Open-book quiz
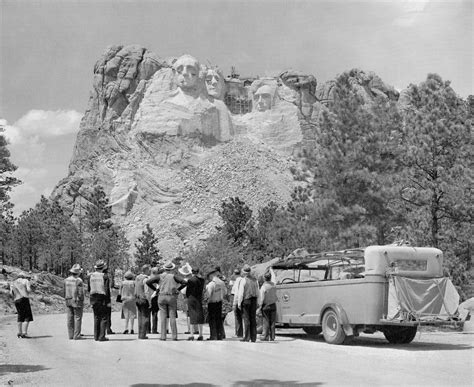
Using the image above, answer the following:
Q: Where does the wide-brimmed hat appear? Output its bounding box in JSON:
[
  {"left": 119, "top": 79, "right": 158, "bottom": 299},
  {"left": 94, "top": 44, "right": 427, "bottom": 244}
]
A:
[
  {"left": 124, "top": 271, "right": 134, "bottom": 280},
  {"left": 178, "top": 262, "right": 192, "bottom": 276},
  {"left": 94, "top": 260, "right": 107, "bottom": 270},
  {"left": 70, "top": 264, "right": 82, "bottom": 274},
  {"left": 163, "top": 261, "right": 176, "bottom": 271},
  {"left": 242, "top": 264, "right": 251, "bottom": 273}
]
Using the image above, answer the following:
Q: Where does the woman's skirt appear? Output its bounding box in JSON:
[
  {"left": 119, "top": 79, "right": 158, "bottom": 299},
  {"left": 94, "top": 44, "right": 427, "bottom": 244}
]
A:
[
  {"left": 121, "top": 298, "right": 137, "bottom": 319},
  {"left": 187, "top": 295, "right": 204, "bottom": 325},
  {"left": 15, "top": 297, "right": 33, "bottom": 322}
]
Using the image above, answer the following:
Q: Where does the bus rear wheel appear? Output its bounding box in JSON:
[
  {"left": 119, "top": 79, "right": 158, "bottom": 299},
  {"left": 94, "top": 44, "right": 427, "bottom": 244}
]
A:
[
  {"left": 322, "top": 309, "right": 347, "bottom": 345},
  {"left": 383, "top": 326, "right": 418, "bottom": 344}
]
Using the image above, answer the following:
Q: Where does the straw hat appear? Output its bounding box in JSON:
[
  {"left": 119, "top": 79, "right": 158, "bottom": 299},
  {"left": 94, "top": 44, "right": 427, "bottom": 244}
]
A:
[
  {"left": 178, "top": 262, "right": 192, "bottom": 276},
  {"left": 163, "top": 261, "right": 176, "bottom": 271},
  {"left": 69, "top": 264, "right": 82, "bottom": 274},
  {"left": 94, "top": 260, "right": 107, "bottom": 270}
]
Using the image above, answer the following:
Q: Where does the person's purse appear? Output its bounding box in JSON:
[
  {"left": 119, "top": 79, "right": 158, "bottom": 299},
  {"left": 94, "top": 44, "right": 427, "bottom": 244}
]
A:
[{"left": 116, "top": 294, "right": 122, "bottom": 303}]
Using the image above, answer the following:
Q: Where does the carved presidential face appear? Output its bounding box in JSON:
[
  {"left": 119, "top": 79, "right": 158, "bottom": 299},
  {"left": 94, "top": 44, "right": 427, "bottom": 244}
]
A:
[
  {"left": 254, "top": 85, "right": 273, "bottom": 112},
  {"left": 174, "top": 55, "right": 200, "bottom": 92},
  {"left": 205, "top": 69, "right": 225, "bottom": 99}
]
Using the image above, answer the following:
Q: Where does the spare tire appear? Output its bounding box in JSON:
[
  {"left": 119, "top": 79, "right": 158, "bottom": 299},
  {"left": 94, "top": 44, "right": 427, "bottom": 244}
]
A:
[{"left": 383, "top": 326, "right": 418, "bottom": 344}]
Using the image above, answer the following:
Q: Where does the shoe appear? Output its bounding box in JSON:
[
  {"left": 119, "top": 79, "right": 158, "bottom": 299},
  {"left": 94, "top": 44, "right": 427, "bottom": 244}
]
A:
[
  {"left": 107, "top": 331, "right": 115, "bottom": 335},
  {"left": 139, "top": 336, "right": 149, "bottom": 340},
  {"left": 123, "top": 330, "right": 129, "bottom": 334},
  {"left": 197, "top": 336, "right": 203, "bottom": 341},
  {"left": 172, "top": 338, "right": 178, "bottom": 341},
  {"left": 74, "top": 337, "right": 85, "bottom": 340},
  {"left": 207, "top": 338, "right": 215, "bottom": 341},
  {"left": 17, "top": 333, "right": 22, "bottom": 338},
  {"left": 151, "top": 331, "right": 158, "bottom": 334},
  {"left": 184, "top": 331, "right": 191, "bottom": 334},
  {"left": 21, "top": 334, "right": 30, "bottom": 339},
  {"left": 159, "top": 338, "right": 166, "bottom": 341},
  {"left": 98, "top": 338, "right": 109, "bottom": 342},
  {"left": 130, "top": 330, "right": 135, "bottom": 334},
  {"left": 193, "top": 331, "right": 199, "bottom": 335},
  {"left": 240, "top": 339, "right": 249, "bottom": 342},
  {"left": 187, "top": 336, "right": 194, "bottom": 341}
]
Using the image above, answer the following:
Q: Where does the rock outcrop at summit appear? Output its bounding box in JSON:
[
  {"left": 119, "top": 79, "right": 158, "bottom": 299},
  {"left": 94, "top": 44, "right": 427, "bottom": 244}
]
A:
[{"left": 52, "top": 45, "right": 400, "bottom": 259}]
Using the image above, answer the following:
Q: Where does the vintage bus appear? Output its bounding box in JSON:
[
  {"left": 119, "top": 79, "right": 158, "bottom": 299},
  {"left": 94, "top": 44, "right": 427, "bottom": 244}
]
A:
[{"left": 270, "top": 244, "right": 463, "bottom": 345}]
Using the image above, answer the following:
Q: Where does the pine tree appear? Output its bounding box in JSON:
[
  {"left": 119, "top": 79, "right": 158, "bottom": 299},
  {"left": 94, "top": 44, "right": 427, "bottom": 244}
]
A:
[
  {"left": 134, "top": 223, "right": 161, "bottom": 268},
  {"left": 219, "top": 197, "right": 254, "bottom": 244},
  {"left": 0, "top": 127, "right": 21, "bottom": 210},
  {"left": 397, "top": 74, "right": 472, "bottom": 297},
  {"left": 307, "top": 72, "right": 403, "bottom": 247}
]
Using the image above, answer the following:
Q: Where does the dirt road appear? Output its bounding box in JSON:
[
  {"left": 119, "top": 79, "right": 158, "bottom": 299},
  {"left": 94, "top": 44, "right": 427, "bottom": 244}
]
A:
[{"left": 1, "top": 312, "right": 472, "bottom": 386}]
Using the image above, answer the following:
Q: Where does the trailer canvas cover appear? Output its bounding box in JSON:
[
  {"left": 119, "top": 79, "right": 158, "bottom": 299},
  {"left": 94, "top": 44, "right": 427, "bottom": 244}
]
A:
[{"left": 387, "top": 276, "right": 460, "bottom": 321}]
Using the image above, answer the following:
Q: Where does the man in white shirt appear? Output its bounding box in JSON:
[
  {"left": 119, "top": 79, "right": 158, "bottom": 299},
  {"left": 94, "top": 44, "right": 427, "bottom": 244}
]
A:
[
  {"left": 236, "top": 264, "right": 260, "bottom": 342},
  {"left": 231, "top": 268, "right": 243, "bottom": 337}
]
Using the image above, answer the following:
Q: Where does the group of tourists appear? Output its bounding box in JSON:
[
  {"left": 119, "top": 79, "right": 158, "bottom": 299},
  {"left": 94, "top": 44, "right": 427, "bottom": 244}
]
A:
[{"left": 9, "top": 258, "right": 278, "bottom": 343}]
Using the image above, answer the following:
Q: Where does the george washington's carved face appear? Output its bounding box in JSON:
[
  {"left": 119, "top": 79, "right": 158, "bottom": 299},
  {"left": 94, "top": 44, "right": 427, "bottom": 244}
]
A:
[
  {"left": 205, "top": 69, "right": 225, "bottom": 99},
  {"left": 254, "top": 85, "right": 273, "bottom": 112},
  {"left": 174, "top": 55, "right": 200, "bottom": 92}
]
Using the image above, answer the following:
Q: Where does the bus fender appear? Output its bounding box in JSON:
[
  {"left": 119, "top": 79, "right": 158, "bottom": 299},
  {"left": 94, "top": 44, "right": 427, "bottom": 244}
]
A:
[{"left": 320, "top": 303, "right": 354, "bottom": 337}]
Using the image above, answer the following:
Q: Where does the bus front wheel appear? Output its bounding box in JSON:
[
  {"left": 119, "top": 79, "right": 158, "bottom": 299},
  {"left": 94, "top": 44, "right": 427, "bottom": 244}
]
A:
[{"left": 322, "top": 309, "right": 347, "bottom": 345}]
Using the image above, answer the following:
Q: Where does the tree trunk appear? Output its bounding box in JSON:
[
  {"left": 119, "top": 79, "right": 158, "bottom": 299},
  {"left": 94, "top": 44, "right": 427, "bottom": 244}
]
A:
[{"left": 431, "top": 192, "right": 439, "bottom": 248}]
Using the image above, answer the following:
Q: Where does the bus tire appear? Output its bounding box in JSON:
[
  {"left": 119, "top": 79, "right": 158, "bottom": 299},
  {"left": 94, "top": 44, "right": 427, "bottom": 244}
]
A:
[
  {"left": 383, "top": 326, "right": 418, "bottom": 344},
  {"left": 322, "top": 309, "right": 347, "bottom": 345},
  {"left": 303, "top": 327, "right": 322, "bottom": 336}
]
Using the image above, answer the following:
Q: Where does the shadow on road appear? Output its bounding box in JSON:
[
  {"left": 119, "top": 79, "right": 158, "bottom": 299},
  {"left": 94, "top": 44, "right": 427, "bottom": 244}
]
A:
[
  {"left": 276, "top": 333, "right": 473, "bottom": 351},
  {"left": 0, "top": 364, "right": 50, "bottom": 376},
  {"left": 232, "top": 380, "right": 323, "bottom": 386},
  {"left": 131, "top": 384, "right": 217, "bottom": 387},
  {"left": 25, "top": 335, "right": 53, "bottom": 339}
]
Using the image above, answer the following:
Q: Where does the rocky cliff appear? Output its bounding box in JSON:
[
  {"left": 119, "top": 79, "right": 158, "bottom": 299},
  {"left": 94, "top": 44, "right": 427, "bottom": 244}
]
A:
[{"left": 52, "top": 45, "right": 398, "bottom": 259}]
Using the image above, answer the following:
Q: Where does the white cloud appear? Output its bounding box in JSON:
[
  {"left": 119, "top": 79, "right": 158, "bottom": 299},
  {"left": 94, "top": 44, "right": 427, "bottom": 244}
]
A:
[
  {"left": 3, "top": 109, "right": 82, "bottom": 144},
  {"left": 1, "top": 110, "right": 82, "bottom": 216},
  {"left": 392, "top": 0, "right": 430, "bottom": 27}
]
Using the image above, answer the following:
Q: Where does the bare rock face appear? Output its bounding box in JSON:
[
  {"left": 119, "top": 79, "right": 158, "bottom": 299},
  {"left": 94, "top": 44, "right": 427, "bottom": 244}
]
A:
[
  {"left": 53, "top": 47, "right": 400, "bottom": 259},
  {"left": 52, "top": 48, "right": 298, "bottom": 258}
]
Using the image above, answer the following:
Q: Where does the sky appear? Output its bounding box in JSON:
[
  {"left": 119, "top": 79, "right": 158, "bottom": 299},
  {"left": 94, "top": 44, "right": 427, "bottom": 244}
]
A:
[{"left": 0, "top": 0, "right": 472, "bottom": 216}]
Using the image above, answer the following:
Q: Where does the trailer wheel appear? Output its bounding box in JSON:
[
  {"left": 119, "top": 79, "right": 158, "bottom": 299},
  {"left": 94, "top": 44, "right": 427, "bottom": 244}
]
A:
[
  {"left": 383, "top": 326, "right": 418, "bottom": 344},
  {"left": 322, "top": 309, "right": 347, "bottom": 344},
  {"left": 303, "top": 327, "right": 322, "bottom": 336}
]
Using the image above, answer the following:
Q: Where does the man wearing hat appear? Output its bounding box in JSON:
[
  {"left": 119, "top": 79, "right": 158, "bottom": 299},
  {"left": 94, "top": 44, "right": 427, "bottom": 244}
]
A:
[
  {"left": 64, "top": 264, "right": 85, "bottom": 340},
  {"left": 231, "top": 268, "right": 243, "bottom": 338},
  {"left": 258, "top": 271, "right": 277, "bottom": 341},
  {"left": 135, "top": 264, "right": 151, "bottom": 339},
  {"left": 206, "top": 267, "right": 227, "bottom": 340},
  {"left": 236, "top": 264, "right": 260, "bottom": 342},
  {"left": 88, "top": 259, "right": 111, "bottom": 342},
  {"left": 146, "top": 261, "right": 187, "bottom": 341}
]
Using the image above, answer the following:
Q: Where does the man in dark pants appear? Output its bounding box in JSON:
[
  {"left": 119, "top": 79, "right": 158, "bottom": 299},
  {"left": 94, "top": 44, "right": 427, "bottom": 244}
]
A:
[
  {"left": 103, "top": 268, "right": 115, "bottom": 334},
  {"left": 135, "top": 264, "right": 151, "bottom": 339},
  {"left": 149, "top": 267, "right": 161, "bottom": 334},
  {"left": 206, "top": 268, "right": 227, "bottom": 340},
  {"left": 258, "top": 271, "right": 277, "bottom": 341},
  {"left": 88, "top": 260, "right": 111, "bottom": 342},
  {"left": 236, "top": 264, "right": 259, "bottom": 342},
  {"left": 231, "top": 268, "right": 243, "bottom": 337}
]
